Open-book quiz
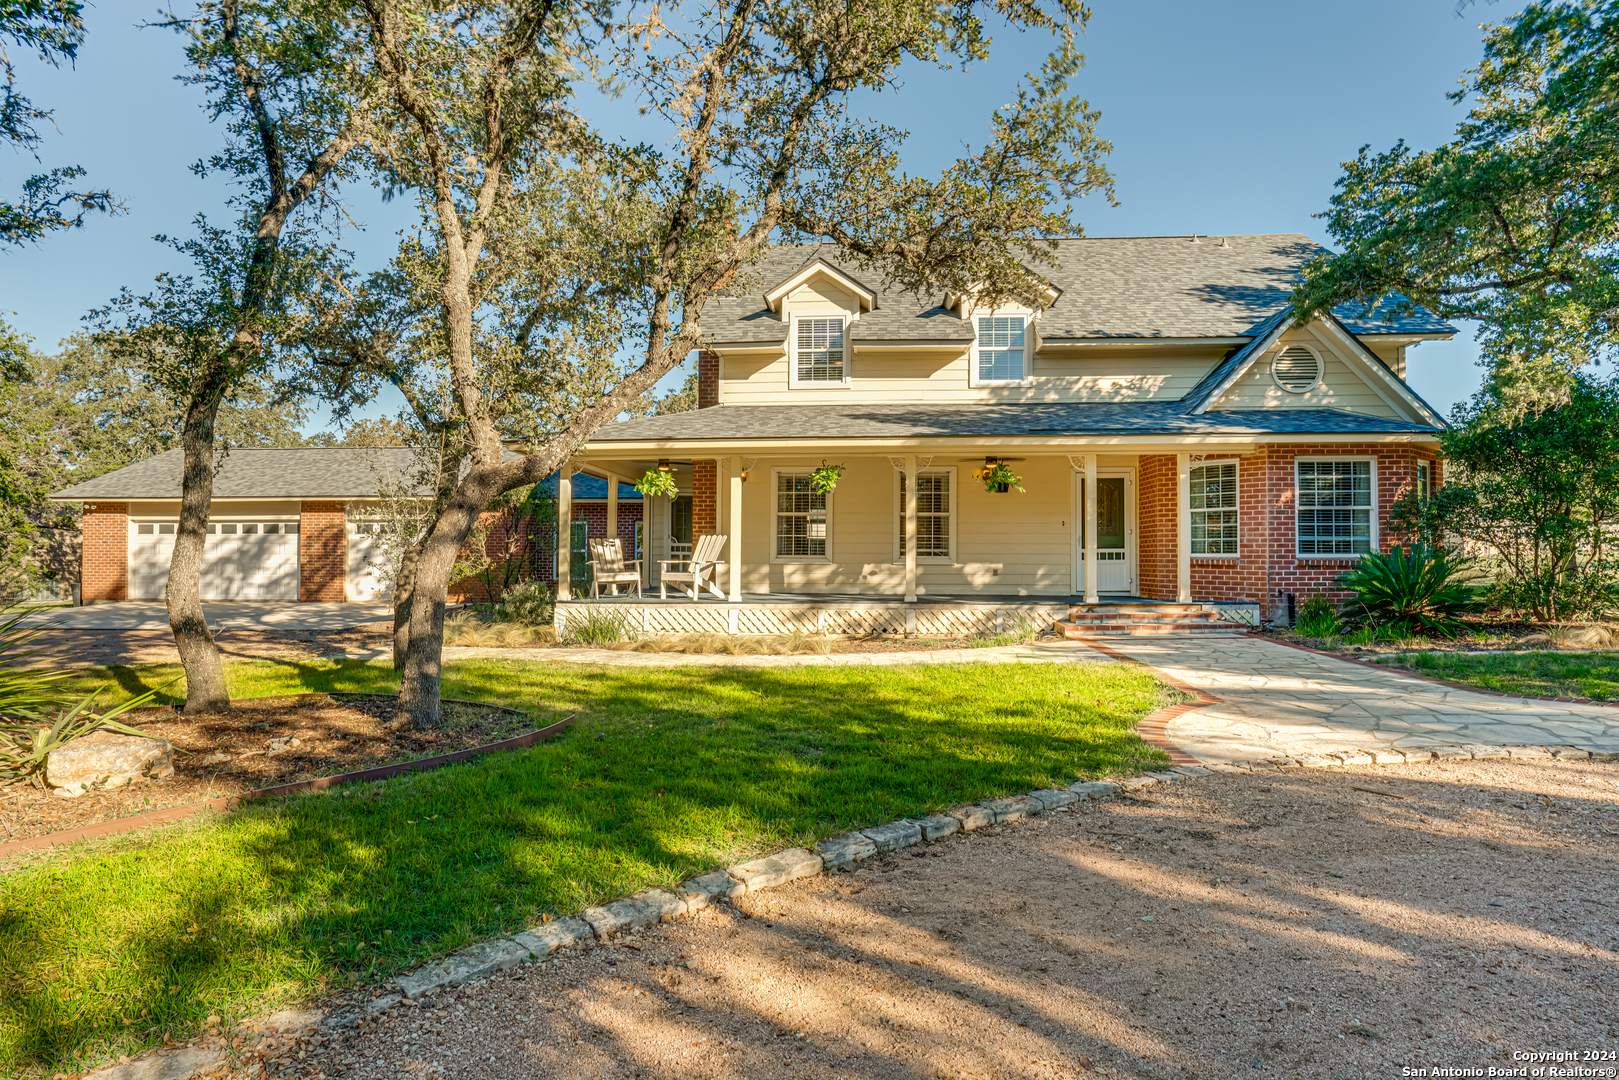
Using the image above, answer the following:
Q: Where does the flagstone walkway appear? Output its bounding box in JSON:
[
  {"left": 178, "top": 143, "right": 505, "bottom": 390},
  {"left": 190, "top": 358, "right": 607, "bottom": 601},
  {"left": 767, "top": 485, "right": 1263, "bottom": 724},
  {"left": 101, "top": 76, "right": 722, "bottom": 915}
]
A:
[{"left": 1103, "top": 636, "right": 1619, "bottom": 762}]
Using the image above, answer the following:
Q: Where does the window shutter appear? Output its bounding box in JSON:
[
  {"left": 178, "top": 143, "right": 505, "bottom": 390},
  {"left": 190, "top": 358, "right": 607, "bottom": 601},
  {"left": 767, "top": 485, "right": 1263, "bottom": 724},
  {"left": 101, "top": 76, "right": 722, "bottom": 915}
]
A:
[{"left": 1271, "top": 345, "right": 1322, "bottom": 392}]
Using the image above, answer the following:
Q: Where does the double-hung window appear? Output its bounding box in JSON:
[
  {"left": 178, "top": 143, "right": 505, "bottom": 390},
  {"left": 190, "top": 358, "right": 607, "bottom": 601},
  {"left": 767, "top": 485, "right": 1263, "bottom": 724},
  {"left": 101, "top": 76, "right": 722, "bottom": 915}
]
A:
[
  {"left": 774, "top": 471, "right": 829, "bottom": 559},
  {"left": 1416, "top": 462, "right": 1431, "bottom": 501},
  {"left": 792, "top": 317, "right": 846, "bottom": 386},
  {"left": 896, "top": 470, "right": 954, "bottom": 561},
  {"left": 974, "top": 315, "right": 1028, "bottom": 384},
  {"left": 1296, "top": 459, "right": 1374, "bottom": 555},
  {"left": 1190, "top": 462, "right": 1238, "bottom": 555}
]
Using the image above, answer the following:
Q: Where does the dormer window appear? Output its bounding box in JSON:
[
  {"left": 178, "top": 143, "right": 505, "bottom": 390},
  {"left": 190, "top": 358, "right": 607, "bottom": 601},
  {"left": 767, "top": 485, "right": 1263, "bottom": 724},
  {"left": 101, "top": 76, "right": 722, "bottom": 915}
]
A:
[
  {"left": 791, "top": 316, "right": 848, "bottom": 387},
  {"left": 972, "top": 314, "right": 1031, "bottom": 386}
]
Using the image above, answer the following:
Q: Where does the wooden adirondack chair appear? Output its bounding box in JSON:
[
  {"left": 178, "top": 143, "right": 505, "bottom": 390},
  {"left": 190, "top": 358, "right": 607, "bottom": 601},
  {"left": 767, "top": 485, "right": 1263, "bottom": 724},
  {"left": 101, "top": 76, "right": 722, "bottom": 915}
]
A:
[
  {"left": 659, "top": 533, "right": 727, "bottom": 600},
  {"left": 587, "top": 537, "right": 643, "bottom": 599}
]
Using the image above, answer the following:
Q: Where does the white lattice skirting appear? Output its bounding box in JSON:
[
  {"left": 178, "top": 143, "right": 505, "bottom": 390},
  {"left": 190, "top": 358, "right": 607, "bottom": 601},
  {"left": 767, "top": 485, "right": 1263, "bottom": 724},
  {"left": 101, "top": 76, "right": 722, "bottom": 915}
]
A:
[{"left": 554, "top": 601, "right": 1074, "bottom": 638}]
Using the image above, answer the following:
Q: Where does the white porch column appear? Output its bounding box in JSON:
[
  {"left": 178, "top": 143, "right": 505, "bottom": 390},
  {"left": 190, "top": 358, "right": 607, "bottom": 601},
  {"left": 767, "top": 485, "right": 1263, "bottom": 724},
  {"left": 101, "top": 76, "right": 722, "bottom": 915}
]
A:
[
  {"left": 903, "top": 454, "right": 918, "bottom": 603},
  {"left": 606, "top": 474, "right": 618, "bottom": 546},
  {"left": 728, "top": 462, "right": 743, "bottom": 602},
  {"left": 1083, "top": 453, "right": 1099, "bottom": 604},
  {"left": 1176, "top": 452, "right": 1192, "bottom": 604},
  {"left": 557, "top": 469, "right": 573, "bottom": 601}
]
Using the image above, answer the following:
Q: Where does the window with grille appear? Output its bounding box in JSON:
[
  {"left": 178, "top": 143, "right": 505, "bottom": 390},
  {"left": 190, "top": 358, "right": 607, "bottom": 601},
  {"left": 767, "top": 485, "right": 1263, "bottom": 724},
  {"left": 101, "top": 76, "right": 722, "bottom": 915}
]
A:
[
  {"left": 1190, "top": 462, "right": 1238, "bottom": 555},
  {"left": 794, "top": 317, "right": 846, "bottom": 383},
  {"left": 1297, "top": 459, "right": 1374, "bottom": 555},
  {"left": 775, "top": 472, "right": 829, "bottom": 558},
  {"left": 1416, "top": 462, "right": 1431, "bottom": 501},
  {"left": 975, "top": 315, "right": 1026, "bottom": 382},
  {"left": 899, "top": 471, "right": 952, "bottom": 560}
]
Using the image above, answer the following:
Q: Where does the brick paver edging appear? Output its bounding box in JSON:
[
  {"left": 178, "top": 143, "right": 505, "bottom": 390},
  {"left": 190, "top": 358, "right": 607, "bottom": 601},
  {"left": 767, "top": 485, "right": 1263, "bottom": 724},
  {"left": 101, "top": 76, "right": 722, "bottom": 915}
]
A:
[
  {"left": 1077, "top": 639, "right": 1216, "bottom": 765},
  {"left": 1263, "top": 636, "right": 1619, "bottom": 709},
  {"left": 0, "top": 699, "right": 574, "bottom": 860}
]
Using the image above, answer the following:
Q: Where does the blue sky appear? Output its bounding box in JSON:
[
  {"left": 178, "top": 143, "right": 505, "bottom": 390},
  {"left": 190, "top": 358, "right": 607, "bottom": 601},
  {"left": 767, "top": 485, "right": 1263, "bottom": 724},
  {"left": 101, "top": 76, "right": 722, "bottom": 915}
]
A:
[{"left": 2, "top": 0, "right": 1524, "bottom": 428}]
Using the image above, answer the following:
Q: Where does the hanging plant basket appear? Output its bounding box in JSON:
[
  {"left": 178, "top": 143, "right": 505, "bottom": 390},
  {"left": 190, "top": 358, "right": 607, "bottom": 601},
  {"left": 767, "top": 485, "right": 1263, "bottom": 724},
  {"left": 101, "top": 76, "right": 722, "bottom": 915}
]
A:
[
  {"left": 974, "top": 460, "right": 1024, "bottom": 494},
  {"left": 634, "top": 468, "right": 680, "bottom": 498},
  {"left": 809, "top": 462, "right": 845, "bottom": 494}
]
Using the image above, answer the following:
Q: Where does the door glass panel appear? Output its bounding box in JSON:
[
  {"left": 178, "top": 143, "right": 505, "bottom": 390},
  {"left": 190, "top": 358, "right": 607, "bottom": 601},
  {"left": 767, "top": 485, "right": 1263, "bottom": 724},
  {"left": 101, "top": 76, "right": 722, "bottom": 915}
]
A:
[
  {"left": 1078, "top": 478, "right": 1127, "bottom": 548},
  {"left": 571, "top": 521, "right": 592, "bottom": 588}
]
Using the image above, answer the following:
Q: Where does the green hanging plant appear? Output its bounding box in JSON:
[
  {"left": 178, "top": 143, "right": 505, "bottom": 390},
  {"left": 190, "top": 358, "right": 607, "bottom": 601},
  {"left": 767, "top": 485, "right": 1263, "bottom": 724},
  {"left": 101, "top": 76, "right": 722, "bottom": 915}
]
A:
[
  {"left": 974, "top": 459, "right": 1024, "bottom": 494},
  {"left": 809, "top": 461, "right": 845, "bottom": 494},
  {"left": 634, "top": 468, "right": 680, "bottom": 498}
]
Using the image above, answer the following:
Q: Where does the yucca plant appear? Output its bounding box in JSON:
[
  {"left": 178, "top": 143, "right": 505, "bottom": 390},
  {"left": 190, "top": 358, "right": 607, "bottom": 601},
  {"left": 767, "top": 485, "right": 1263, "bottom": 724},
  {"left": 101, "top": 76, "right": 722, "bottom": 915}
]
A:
[
  {"left": 1337, "top": 544, "right": 1480, "bottom": 638},
  {"left": 0, "top": 608, "right": 168, "bottom": 785}
]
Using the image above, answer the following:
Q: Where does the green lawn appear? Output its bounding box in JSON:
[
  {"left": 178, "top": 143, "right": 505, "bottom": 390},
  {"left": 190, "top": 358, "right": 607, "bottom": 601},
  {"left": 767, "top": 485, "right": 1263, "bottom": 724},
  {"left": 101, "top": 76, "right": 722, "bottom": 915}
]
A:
[
  {"left": 1, "top": 656, "right": 1172, "bottom": 1075},
  {"left": 1376, "top": 649, "right": 1619, "bottom": 701}
]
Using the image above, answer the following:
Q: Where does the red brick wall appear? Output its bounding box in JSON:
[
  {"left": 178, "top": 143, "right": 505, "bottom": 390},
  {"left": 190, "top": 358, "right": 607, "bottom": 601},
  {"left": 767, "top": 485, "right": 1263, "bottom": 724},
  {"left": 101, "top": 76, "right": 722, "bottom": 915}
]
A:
[
  {"left": 299, "top": 501, "right": 346, "bottom": 602},
  {"left": 1136, "top": 456, "right": 1176, "bottom": 601},
  {"left": 80, "top": 502, "right": 128, "bottom": 603},
  {"left": 698, "top": 350, "right": 720, "bottom": 409},
  {"left": 1132, "top": 445, "right": 1440, "bottom": 619},
  {"left": 692, "top": 460, "right": 718, "bottom": 537}
]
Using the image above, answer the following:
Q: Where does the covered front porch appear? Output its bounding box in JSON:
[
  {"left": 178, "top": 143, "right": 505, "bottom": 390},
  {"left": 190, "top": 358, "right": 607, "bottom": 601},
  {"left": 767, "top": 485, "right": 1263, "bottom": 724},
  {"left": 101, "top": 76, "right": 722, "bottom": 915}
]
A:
[{"left": 551, "top": 447, "right": 1235, "bottom": 613}]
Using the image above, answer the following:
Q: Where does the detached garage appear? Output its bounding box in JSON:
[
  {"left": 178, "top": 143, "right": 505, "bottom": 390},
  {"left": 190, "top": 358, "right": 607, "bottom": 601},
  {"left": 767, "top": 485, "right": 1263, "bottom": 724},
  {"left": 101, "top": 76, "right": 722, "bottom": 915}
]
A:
[{"left": 51, "top": 447, "right": 420, "bottom": 604}]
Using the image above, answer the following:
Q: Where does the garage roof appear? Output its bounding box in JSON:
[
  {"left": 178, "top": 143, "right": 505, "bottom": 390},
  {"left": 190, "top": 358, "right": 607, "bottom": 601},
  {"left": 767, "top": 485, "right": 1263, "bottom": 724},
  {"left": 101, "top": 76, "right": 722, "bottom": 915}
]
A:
[{"left": 50, "top": 447, "right": 428, "bottom": 501}]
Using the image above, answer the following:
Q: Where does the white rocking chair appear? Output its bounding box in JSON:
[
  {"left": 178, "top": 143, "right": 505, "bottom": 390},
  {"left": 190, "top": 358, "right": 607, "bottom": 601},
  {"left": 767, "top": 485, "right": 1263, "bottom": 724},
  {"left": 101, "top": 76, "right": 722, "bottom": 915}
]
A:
[
  {"left": 587, "top": 537, "right": 643, "bottom": 599},
  {"left": 659, "top": 533, "right": 727, "bottom": 600}
]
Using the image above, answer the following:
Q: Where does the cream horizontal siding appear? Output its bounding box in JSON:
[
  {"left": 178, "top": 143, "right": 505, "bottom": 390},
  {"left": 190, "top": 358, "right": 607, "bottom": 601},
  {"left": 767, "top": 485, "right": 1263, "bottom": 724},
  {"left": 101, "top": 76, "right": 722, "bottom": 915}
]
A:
[
  {"left": 720, "top": 347, "right": 1223, "bottom": 405},
  {"left": 735, "top": 454, "right": 1076, "bottom": 596},
  {"left": 1211, "top": 328, "right": 1404, "bottom": 418}
]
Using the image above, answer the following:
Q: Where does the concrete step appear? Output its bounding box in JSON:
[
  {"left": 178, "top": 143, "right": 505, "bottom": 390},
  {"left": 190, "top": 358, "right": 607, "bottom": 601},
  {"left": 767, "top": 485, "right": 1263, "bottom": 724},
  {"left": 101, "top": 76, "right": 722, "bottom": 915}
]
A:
[
  {"left": 1065, "top": 608, "right": 1218, "bottom": 622},
  {"left": 1054, "top": 619, "right": 1247, "bottom": 638},
  {"left": 1067, "top": 604, "right": 1212, "bottom": 618}
]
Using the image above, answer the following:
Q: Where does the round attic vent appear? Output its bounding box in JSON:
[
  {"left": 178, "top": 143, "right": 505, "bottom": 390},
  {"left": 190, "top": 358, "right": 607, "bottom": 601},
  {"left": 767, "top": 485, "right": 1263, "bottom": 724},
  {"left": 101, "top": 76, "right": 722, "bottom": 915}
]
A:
[{"left": 1271, "top": 345, "right": 1323, "bottom": 393}]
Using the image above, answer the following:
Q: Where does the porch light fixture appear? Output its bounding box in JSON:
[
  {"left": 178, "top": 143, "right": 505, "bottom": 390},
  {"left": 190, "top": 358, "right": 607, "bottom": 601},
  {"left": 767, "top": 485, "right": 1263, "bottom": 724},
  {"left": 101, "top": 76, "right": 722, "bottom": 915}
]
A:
[{"left": 657, "top": 459, "right": 672, "bottom": 472}]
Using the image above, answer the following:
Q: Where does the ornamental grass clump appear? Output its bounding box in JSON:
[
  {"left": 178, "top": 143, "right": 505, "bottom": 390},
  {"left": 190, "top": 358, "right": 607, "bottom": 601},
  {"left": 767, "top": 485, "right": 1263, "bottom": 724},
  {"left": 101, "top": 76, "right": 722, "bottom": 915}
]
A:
[{"left": 1337, "top": 544, "right": 1480, "bottom": 638}]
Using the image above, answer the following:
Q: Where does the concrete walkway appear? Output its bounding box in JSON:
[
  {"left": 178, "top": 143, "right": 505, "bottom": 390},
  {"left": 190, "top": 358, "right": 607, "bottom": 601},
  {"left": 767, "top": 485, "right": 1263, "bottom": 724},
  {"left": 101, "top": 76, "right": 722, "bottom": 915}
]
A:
[
  {"left": 21, "top": 601, "right": 394, "bottom": 631},
  {"left": 1104, "top": 636, "right": 1619, "bottom": 760}
]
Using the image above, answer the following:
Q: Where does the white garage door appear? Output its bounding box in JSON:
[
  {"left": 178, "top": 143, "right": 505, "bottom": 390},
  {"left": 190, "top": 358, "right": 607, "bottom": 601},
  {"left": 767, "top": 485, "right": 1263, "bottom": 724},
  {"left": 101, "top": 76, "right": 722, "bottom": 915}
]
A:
[
  {"left": 346, "top": 520, "right": 393, "bottom": 601},
  {"left": 129, "top": 520, "right": 301, "bottom": 600}
]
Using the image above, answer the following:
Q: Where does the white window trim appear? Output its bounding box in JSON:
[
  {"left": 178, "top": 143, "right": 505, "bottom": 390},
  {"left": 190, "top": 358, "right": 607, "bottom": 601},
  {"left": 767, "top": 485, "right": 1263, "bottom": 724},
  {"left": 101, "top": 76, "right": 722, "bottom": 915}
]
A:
[
  {"left": 890, "top": 466, "right": 959, "bottom": 565},
  {"left": 1270, "top": 343, "right": 1325, "bottom": 394},
  {"left": 1294, "top": 455, "right": 1378, "bottom": 559},
  {"left": 1189, "top": 457, "right": 1240, "bottom": 559},
  {"left": 968, "top": 309, "right": 1035, "bottom": 388},
  {"left": 788, "top": 314, "right": 852, "bottom": 389},
  {"left": 770, "top": 467, "right": 834, "bottom": 564}
]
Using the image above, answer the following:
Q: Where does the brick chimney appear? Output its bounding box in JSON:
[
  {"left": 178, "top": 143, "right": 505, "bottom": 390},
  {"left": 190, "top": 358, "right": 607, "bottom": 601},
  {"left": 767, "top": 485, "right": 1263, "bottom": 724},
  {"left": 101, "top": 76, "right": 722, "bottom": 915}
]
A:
[{"left": 697, "top": 350, "right": 720, "bottom": 409}]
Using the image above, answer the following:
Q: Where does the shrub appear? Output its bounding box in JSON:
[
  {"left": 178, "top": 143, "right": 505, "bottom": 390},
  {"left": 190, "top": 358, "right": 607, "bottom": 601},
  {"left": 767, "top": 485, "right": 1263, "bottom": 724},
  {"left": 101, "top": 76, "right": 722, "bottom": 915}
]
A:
[
  {"left": 567, "top": 607, "right": 632, "bottom": 645},
  {"left": 1338, "top": 544, "right": 1480, "bottom": 637},
  {"left": 497, "top": 579, "right": 554, "bottom": 626},
  {"left": 1293, "top": 593, "right": 1340, "bottom": 637}
]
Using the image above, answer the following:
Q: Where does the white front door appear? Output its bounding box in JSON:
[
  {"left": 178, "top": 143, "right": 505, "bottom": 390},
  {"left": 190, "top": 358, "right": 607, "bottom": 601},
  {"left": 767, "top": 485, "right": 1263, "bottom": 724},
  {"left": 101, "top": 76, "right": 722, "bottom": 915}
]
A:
[{"left": 1072, "top": 470, "right": 1136, "bottom": 594}]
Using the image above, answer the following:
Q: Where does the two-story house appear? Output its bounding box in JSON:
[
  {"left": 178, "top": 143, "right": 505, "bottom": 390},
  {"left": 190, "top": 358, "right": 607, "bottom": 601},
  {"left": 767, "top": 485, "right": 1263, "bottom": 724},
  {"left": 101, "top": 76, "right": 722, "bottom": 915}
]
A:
[{"left": 560, "top": 233, "right": 1453, "bottom": 636}]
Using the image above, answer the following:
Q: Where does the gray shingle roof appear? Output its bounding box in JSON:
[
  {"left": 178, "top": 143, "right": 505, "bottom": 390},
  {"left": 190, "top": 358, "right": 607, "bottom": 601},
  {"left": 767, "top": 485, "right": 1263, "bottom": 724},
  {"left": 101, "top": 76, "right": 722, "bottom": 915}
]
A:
[
  {"left": 586, "top": 402, "right": 1440, "bottom": 443},
  {"left": 50, "top": 447, "right": 430, "bottom": 500},
  {"left": 703, "top": 235, "right": 1454, "bottom": 346}
]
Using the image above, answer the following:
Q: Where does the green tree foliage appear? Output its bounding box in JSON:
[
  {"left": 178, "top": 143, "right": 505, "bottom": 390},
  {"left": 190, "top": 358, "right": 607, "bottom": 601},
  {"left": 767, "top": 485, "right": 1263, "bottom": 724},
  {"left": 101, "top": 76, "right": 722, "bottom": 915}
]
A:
[
  {"left": 1391, "top": 374, "right": 1619, "bottom": 621},
  {"left": 0, "top": 0, "right": 119, "bottom": 243},
  {"left": 1294, "top": 0, "right": 1619, "bottom": 387},
  {"left": 347, "top": 0, "right": 1117, "bottom": 726}
]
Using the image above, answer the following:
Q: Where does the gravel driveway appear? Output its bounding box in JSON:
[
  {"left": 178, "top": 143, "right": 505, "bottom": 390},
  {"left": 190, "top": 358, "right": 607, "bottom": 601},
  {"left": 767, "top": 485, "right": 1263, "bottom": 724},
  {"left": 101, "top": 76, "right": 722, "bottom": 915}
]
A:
[{"left": 251, "top": 756, "right": 1618, "bottom": 1080}]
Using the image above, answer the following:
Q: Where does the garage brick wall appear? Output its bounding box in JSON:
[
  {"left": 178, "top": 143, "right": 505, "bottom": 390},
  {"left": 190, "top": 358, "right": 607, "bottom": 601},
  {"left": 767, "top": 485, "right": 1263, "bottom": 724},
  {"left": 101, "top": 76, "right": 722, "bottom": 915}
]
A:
[
  {"left": 81, "top": 502, "right": 128, "bottom": 602},
  {"left": 299, "top": 502, "right": 346, "bottom": 602}
]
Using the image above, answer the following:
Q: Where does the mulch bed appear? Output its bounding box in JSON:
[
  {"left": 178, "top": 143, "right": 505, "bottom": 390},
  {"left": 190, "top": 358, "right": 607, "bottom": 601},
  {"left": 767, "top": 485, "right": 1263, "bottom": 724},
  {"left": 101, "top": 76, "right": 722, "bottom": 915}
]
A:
[{"left": 0, "top": 696, "right": 535, "bottom": 846}]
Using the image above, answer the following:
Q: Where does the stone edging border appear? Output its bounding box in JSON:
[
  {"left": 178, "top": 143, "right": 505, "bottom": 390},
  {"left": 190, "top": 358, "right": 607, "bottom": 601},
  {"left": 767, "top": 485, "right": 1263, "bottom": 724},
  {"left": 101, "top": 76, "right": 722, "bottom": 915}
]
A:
[
  {"left": 0, "top": 699, "right": 574, "bottom": 860},
  {"left": 277, "top": 738, "right": 1616, "bottom": 1037},
  {"left": 1264, "top": 636, "right": 1619, "bottom": 709},
  {"left": 1076, "top": 639, "right": 1216, "bottom": 765}
]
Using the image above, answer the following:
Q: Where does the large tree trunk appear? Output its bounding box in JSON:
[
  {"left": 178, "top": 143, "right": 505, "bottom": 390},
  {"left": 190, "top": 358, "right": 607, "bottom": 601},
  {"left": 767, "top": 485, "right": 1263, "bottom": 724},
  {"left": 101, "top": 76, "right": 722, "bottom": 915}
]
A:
[
  {"left": 168, "top": 395, "right": 231, "bottom": 714},
  {"left": 392, "top": 543, "right": 419, "bottom": 671},
  {"left": 398, "top": 479, "right": 496, "bottom": 727}
]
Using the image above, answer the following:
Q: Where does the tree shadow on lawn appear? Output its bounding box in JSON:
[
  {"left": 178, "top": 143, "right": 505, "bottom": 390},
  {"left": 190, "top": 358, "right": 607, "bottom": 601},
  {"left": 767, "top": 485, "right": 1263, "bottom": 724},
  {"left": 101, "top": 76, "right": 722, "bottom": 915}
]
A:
[
  {"left": 0, "top": 659, "right": 1169, "bottom": 1074},
  {"left": 310, "top": 760, "right": 1619, "bottom": 1080}
]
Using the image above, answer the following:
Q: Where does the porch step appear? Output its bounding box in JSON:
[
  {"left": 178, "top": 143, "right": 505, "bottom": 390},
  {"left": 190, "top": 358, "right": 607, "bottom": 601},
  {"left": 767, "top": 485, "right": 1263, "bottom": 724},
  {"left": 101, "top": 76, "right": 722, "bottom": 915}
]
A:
[
  {"left": 1065, "top": 607, "right": 1218, "bottom": 622},
  {"left": 1053, "top": 619, "right": 1249, "bottom": 638},
  {"left": 1066, "top": 603, "right": 1211, "bottom": 619}
]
